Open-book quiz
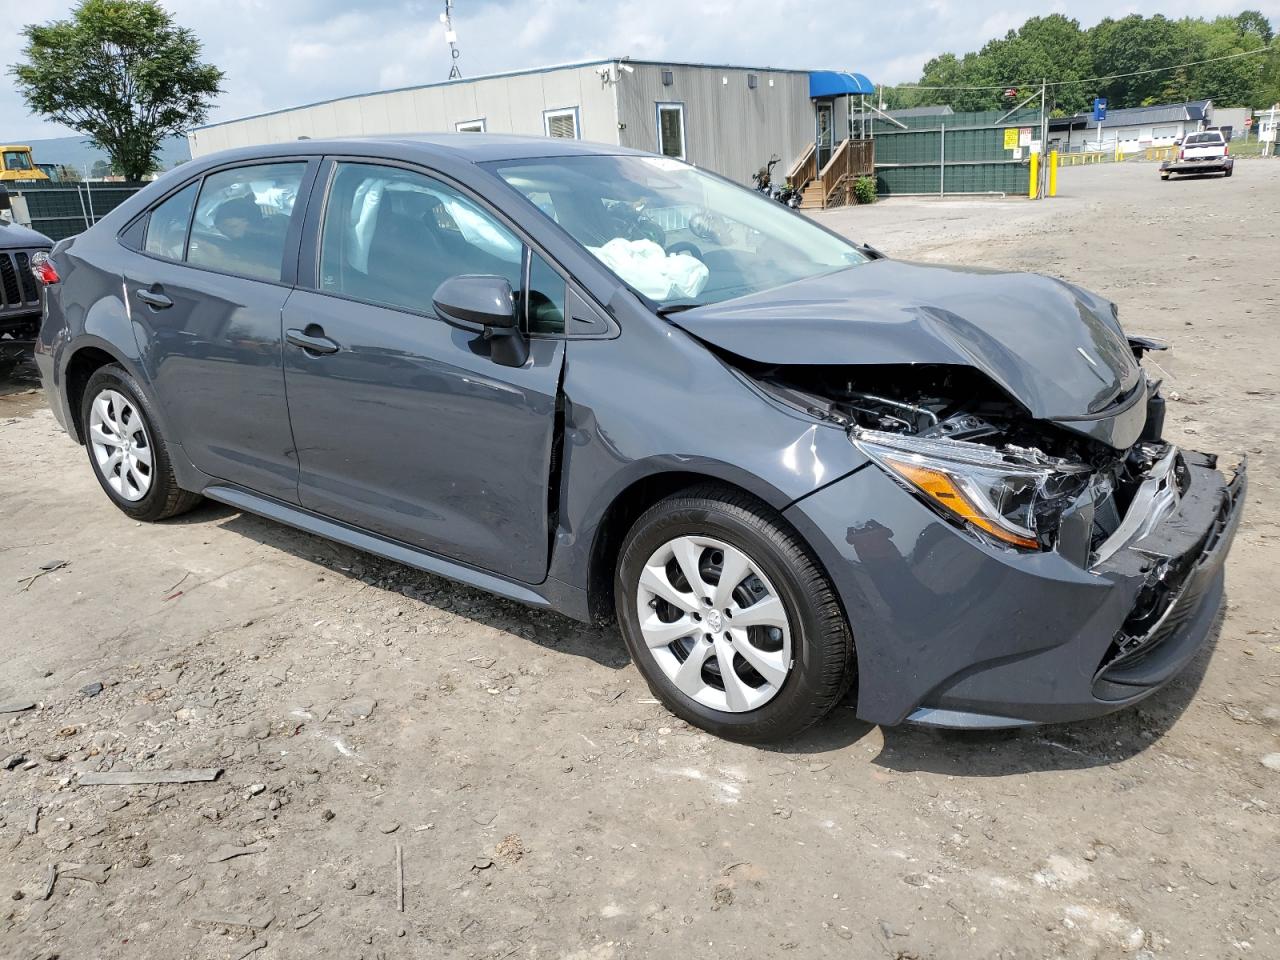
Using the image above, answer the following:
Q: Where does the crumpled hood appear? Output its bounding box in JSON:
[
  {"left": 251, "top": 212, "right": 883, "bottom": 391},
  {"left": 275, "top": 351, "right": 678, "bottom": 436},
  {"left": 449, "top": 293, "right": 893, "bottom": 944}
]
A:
[{"left": 669, "top": 259, "right": 1141, "bottom": 421}]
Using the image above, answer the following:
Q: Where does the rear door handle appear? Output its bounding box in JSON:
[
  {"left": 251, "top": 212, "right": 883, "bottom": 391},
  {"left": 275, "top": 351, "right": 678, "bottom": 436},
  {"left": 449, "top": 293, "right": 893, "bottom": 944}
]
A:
[
  {"left": 136, "top": 289, "right": 173, "bottom": 309},
  {"left": 286, "top": 327, "right": 341, "bottom": 355}
]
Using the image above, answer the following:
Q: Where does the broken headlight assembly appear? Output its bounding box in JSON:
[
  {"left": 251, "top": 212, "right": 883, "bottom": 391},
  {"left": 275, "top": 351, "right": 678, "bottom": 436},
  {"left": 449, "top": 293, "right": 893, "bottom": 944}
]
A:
[{"left": 853, "top": 429, "right": 1093, "bottom": 550}]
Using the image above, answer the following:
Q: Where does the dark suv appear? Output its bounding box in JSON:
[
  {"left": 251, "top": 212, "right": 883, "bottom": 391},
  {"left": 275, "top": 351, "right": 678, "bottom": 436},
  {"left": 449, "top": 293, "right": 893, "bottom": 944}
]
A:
[
  {"left": 0, "top": 186, "right": 53, "bottom": 378},
  {"left": 34, "top": 136, "right": 1244, "bottom": 741}
]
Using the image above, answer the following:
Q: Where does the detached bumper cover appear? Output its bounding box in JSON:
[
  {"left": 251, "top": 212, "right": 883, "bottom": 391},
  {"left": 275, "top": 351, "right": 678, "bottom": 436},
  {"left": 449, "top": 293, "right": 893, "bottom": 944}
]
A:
[{"left": 785, "top": 452, "right": 1245, "bottom": 727}]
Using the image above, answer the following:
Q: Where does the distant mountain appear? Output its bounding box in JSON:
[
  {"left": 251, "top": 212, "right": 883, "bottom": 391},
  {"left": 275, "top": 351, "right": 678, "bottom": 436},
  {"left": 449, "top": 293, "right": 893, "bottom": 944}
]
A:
[{"left": 16, "top": 134, "right": 191, "bottom": 174}]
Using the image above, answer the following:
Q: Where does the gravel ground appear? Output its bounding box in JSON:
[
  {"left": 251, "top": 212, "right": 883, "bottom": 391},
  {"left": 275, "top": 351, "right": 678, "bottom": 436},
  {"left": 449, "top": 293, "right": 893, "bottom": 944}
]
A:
[{"left": 2, "top": 160, "right": 1278, "bottom": 960}]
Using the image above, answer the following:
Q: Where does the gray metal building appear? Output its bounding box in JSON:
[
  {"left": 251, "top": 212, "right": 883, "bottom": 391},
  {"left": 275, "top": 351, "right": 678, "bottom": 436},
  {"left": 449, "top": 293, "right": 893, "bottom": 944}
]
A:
[{"left": 187, "top": 58, "right": 874, "bottom": 185}]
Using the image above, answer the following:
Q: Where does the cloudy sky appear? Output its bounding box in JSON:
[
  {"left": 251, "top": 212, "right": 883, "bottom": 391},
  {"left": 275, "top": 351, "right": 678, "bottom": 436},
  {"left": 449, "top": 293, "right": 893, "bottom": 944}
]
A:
[{"left": 3, "top": 0, "right": 1277, "bottom": 139}]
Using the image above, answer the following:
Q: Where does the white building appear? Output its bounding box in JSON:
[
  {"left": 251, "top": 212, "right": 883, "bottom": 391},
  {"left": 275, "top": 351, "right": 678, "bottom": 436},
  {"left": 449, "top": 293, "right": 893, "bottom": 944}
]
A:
[
  {"left": 1048, "top": 100, "right": 1213, "bottom": 155},
  {"left": 187, "top": 58, "right": 876, "bottom": 186}
]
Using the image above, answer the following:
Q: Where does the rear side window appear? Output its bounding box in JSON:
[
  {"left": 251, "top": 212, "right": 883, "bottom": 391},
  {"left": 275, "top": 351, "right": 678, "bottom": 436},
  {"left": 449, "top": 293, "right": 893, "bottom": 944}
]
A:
[
  {"left": 1184, "top": 133, "right": 1223, "bottom": 146},
  {"left": 186, "top": 162, "right": 306, "bottom": 282},
  {"left": 143, "top": 182, "right": 198, "bottom": 260}
]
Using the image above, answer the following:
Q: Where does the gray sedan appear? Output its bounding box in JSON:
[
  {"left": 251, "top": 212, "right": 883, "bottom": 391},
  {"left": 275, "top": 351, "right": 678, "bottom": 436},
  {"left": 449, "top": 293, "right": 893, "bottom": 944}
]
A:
[{"left": 33, "top": 135, "right": 1243, "bottom": 741}]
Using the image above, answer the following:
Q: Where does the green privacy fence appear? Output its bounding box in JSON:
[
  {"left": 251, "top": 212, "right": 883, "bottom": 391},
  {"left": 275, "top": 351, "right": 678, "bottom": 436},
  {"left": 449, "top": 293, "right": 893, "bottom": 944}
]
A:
[
  {"left": 5, "top": 180, "right": 146, "bottom": 241},
  {"left": 872, "top": 108, "right": 1042, "bottom": 197}
]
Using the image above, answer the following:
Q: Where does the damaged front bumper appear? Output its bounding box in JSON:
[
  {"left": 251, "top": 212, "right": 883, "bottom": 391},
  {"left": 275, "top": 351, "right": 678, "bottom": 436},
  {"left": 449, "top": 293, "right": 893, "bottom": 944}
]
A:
[{"left": 783, "top": 447, "right": 1246, "bottom": 728}]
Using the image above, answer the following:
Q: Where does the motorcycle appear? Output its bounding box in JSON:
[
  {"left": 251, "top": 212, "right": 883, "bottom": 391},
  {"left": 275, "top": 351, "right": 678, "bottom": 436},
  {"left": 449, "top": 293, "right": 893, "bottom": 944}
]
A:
[
  {"left": 774, "top": 177, "right": 803, "bottom": 209},
  {"left": 752, "top": 155, "right": 781, "bottom": 195},
  {"left": 753, "top": 156, "right": 804, "bottom": 209}
]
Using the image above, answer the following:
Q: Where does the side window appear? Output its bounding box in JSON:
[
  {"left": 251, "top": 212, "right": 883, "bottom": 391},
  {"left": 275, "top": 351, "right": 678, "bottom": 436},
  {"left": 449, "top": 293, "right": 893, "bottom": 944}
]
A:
[
  {"left": 526, "top": 252, "right": 566, "bottom": 334},
  {"left": 319, "top": 162, "right": 523, "bottom": 315},
  {"left": 186, "top": 162, "right": 306, "bottom": 282},
  {"left": 143, "top": 181, "right": 198, "bottom": 260}
]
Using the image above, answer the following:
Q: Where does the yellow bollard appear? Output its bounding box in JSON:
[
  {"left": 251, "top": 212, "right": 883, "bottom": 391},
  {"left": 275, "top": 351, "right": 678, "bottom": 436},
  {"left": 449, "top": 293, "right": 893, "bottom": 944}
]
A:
[
  {"left": 1048, "top": 150, "right": 1058, "bottom": 197},
  {"left": 1029, "top": 151, "right": 1039, "bottom": 199}
]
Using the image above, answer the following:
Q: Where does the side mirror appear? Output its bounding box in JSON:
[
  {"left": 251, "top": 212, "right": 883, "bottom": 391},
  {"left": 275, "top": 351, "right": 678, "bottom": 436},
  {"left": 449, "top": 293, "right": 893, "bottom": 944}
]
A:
[
  {"left": 432, "top": 274, "right": 528, "bottom": 368},
  {"left": 0, "top": 185, "right": 11, "bottom": 213}
]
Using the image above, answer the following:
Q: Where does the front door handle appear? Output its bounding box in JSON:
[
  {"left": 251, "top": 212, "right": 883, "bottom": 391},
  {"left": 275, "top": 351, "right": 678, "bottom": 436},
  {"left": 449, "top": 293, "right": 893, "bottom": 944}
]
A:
[
  {"left": 136, "top": 288, "right": 173, "bottom": 309},
  {"left": 286, "top": 327, "right": 341, "bottom": 355}
]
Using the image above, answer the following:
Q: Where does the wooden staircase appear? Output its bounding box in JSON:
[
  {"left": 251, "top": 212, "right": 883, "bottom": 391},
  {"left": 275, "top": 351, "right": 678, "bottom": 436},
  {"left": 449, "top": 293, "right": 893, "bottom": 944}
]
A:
[
  {"left": 787, "top": 138, "right": 876, "bottom": 210},
  {"left": 798, "top": 181, "right": 827, "bottom": 210}
]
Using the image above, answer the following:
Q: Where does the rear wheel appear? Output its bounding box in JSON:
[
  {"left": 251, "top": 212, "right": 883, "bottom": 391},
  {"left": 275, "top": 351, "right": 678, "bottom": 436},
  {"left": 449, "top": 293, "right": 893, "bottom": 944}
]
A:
[
  {"left": 1224, "top": 166, "right": 1233, "bottom": 178},
  {"left": 80, "top": 364, "right": 201, "bottom": 522},
  {"left": 615, "top": 486, "right": 854, "bottom": 742}
]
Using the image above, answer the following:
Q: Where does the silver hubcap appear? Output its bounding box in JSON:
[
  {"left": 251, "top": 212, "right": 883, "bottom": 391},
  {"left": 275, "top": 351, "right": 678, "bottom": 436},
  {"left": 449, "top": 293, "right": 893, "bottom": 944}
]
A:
[
  {"left": 635, "top": 535, "right": 793, "bottom": 713},
  {"left": 89, "top": 389, "right": 153, "bottom": 502}
]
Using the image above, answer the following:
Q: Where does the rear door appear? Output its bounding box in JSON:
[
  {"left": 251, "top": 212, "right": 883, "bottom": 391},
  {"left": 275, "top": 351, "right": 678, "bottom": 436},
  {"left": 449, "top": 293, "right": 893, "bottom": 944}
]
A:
[
  {"left": 122, "top": 158, "right": 318, "bottom": 501},
  {"left": 281, "top": 159, "right": 567, "bottom": 583}
]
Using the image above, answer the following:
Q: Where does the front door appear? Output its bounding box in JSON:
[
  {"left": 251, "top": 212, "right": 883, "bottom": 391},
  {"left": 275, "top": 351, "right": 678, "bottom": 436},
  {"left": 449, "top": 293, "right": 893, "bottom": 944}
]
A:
[
  {"left": 282, "top": 160, "right": 566, "bottom": 584},
  {"left": 123, "top": 159, "right": 315, "bottom": 502},
  {"left": 816, "top": 102, "right": 834, "bottom": 169}
]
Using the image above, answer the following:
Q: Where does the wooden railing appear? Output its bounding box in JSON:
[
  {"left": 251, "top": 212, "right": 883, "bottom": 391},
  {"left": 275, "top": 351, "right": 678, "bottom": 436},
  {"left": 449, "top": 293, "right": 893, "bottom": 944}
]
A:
[
  {"left": 786, "top": 142, "right": 816, "bottom": 190},
  {"left": 817, "top": 138, "right": 875, "bottom": 208}
]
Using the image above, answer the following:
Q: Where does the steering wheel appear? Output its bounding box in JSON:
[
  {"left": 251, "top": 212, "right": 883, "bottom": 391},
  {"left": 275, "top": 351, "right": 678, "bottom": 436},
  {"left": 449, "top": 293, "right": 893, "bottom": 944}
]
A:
[{"left": 666, "top": 241, "right": 704, "bottom": 262}]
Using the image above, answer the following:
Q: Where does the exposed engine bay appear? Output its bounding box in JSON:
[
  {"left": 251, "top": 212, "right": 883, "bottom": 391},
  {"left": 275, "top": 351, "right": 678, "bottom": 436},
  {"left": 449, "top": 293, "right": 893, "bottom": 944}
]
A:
[{"left": 741, "top": 361, "right": 1187, "bottom": 567}]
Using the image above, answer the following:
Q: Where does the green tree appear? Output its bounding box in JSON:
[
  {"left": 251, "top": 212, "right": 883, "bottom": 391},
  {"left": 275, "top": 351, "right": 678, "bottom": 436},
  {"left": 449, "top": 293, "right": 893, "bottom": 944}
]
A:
[
  {"left": 10, "top": 1, "right": 222, "bottom": 182},
  {"left": 1177, "top": 16, "right": 1268, "bottom": 107},
  {"left": 90, "top": 158, "right": 115, "bottom": 179},
  {"left": 894, "top": 11, "right": 1277, "bottom": 113}
]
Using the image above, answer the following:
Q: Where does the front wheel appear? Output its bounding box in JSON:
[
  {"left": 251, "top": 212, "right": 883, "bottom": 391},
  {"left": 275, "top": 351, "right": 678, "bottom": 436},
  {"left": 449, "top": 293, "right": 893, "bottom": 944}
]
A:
[
  {"left": 80, "top": 364, "right": 202, "bottom": 522},
  {"left": 615, "top": 486, "right": 854, "bottom": 742}
]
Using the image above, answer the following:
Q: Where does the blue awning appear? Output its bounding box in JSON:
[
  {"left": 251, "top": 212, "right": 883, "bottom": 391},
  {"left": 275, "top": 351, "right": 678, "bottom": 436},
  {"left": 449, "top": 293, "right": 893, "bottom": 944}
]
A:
[{"left": 808, "top": 70, "right": 874, "bottom": 98}]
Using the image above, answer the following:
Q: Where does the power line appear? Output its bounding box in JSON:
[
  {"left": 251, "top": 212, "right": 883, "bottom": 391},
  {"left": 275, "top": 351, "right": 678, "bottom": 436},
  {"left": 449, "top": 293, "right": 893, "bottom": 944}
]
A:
[{"left": 887, "top": 40, "right": 1275, "bottom": 92}]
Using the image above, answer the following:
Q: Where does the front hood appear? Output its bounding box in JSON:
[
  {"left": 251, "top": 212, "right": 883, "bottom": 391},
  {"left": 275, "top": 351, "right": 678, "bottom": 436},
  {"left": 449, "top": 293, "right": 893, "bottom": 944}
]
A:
[
  {"left": 669, "top": 259, "right": 1141, "bottom": 421},
  {"left": 0, "top": 218, "right": 54, "bottom": 249}
]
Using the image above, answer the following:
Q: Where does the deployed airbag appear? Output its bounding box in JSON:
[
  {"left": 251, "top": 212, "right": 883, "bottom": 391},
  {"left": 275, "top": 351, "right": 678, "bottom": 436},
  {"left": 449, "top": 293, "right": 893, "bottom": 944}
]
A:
[{"left": 588, "top": 238, "right": 708, "bottom": 301}]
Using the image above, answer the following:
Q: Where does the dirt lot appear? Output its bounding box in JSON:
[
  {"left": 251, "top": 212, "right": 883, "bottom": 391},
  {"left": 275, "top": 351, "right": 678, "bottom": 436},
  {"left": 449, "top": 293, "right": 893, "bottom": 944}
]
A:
[{"left": 2, "top": 160, "right": 1278, "bottom": 960}]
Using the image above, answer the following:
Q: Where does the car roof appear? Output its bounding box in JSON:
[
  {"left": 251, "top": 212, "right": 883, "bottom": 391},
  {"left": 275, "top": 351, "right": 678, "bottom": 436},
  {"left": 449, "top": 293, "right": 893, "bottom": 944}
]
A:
[{"left": 191, "top": 134, "right": 652, "bottom": 168}]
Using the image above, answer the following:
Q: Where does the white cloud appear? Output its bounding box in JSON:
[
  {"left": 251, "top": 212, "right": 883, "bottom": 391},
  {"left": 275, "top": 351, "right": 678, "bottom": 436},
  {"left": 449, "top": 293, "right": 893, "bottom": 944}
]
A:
[{"left": 2, "top": 0, "right": 1278, "bottom": 140}]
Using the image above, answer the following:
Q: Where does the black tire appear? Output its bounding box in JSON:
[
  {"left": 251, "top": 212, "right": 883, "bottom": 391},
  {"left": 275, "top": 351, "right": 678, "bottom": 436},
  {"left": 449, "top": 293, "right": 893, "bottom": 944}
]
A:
[
  {"left": 1224, "top": 166, "right": 1233, "bottom": 178},
  {"left": 615, "top": 485, "right": 854, "bottom": 742},
  {"left": 1160, "top": 172, "right": 1171, "bottom": 180},
  {"left": 80, "top": 364, "right": 201, "bottom": 522}
]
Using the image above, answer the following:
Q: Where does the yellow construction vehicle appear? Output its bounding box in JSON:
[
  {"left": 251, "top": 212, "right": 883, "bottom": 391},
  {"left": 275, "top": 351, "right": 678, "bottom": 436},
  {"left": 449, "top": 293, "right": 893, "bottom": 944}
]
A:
[{"left": 0, "top": 145, "right": 49, "bottom": 182}]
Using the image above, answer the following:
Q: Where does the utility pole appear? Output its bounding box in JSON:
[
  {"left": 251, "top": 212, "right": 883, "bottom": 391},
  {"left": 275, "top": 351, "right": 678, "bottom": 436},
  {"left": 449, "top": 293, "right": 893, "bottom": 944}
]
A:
[
  {"left": 441, "top": 0, "right": 462, "bottom": 80},
  {"left": 1039, "top": 79, "right": 1047, "bottom": 199}
]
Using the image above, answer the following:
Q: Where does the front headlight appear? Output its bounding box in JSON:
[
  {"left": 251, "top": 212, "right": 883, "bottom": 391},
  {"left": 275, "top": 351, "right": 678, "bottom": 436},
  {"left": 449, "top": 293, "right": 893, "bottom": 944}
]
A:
[{"left": 853, "top": 429, "right": 1092, "bottom": 550}]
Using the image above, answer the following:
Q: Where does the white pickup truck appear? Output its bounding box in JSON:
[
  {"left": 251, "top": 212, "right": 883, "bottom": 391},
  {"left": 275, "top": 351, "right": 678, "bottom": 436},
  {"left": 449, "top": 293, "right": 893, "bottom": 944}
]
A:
[{"left": 1160, "top": 131, "right": 1234, "bottom": 180}]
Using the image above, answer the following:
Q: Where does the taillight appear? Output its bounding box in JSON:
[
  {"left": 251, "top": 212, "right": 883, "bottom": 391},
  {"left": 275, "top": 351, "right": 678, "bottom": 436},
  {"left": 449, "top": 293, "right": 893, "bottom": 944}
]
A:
[
  {"left": 1179, "top": 148, "right": 1185, "bottom": 160},
  {"left": 30, "top": 251, "right": 59, "bottom": 284},
  {"left": 1224, "top": 144, "right": 1229, "bottom": 156}
]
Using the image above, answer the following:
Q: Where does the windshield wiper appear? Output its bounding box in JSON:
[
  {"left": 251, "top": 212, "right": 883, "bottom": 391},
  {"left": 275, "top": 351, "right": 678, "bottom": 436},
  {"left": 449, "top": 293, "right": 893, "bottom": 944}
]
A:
[{"left": 655, "top": 303, "right": 701, "bottom": 316}]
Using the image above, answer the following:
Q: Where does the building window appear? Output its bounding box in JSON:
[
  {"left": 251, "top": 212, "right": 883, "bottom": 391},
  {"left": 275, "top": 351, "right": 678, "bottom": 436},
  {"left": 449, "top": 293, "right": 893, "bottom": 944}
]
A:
[
  {"left": 455, "top": 118, "right": 485, "bottom": 133},
  {"left": 543, "top": 107, "right": 580, "bottom": 139},
  {"left": 661, "top": 69, "right": 673, "bottom": 86},
  {"left": 747, "top": 74, "right": 758, "bottom": 90},
  {"left": 656, "top": 102, "right": 685, "bottom": 160}
]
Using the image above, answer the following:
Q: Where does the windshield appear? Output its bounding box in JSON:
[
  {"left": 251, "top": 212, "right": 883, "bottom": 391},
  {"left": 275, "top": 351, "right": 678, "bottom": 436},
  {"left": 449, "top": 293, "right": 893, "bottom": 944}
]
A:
[
  {"left": 4, "top": 150, "right": 34, "bottom": 172},
  {"left": 487, "top": 155, "right": 866, "bottom": 308}
]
